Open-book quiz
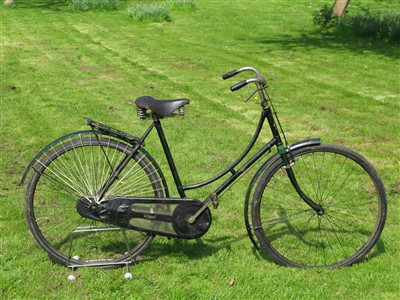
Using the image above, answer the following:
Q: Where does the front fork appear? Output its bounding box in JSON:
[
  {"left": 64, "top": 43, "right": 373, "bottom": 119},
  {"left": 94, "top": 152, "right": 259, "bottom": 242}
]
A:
[{"left": 277, "top": 145, "right": 325, "bottom": 215}]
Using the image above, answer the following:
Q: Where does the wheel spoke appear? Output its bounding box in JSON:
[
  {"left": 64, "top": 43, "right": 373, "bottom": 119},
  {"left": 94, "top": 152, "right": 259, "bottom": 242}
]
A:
[
  {"left": 252, "top": 144, "right": 386, "bottom": 268},
  {"left": 26, "top": 135, "right": 165, "bottom": 267}
]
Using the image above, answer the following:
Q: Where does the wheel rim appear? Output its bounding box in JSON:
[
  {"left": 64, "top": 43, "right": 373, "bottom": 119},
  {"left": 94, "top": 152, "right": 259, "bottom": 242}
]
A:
[
  {"left": 26, "top": 136, "right": 164, "bottom": 266},
  {"left": 253, "top": 146, "right": 386, "bottom": 268}
]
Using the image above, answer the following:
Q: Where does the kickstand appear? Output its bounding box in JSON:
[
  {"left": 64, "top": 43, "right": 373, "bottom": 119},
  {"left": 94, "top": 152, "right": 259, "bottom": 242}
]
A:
[
  {"left": 124, "top": 262, "right": 133, "bottom": 280},
  {"left": 68, "top": 267, "right": 76, "bottom": 281}
]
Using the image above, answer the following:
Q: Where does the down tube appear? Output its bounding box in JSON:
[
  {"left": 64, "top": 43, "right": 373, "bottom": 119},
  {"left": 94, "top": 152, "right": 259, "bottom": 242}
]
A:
[{"left": 210, "top": 137, "right": 278, "bottom": 199}]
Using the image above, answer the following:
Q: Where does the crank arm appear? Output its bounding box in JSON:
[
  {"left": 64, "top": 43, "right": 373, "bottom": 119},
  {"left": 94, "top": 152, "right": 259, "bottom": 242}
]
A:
[{"left": 187, "top": 199, "right": 213, "bottom": 224}]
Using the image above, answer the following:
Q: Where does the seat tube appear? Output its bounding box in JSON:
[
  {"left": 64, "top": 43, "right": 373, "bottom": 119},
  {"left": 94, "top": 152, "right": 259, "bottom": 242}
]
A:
[{"left": 154, "top": 118, "right": 186, "bottom": 198}]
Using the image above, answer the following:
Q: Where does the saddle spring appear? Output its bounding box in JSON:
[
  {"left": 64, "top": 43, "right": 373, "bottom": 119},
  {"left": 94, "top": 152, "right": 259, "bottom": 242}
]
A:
[
  {"left": 178, "top": 107, "right": 185, "bottom": 117},
  {"left": 136, "top": 106, "right": 186, "bottom": 120},
  {"left": 136, "top": 107, "right": 148, "bottom": 120}
]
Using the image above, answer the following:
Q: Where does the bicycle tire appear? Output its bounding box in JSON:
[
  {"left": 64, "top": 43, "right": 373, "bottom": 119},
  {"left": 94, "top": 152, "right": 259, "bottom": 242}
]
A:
[
  {"left": 25, "top": 135, "right": 165, "bottom": 267},
  {"left": 251, "top": 144, "right": 387, "bottom": 268}
]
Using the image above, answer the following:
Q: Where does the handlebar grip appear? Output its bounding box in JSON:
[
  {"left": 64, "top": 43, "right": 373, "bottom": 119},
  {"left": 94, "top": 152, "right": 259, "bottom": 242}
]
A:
[
  {"left": 222, "top": 70, "right": 238, "bottom": 80},
  {"left": 230, "top": 80, "right": 248, "bottom": 91}
]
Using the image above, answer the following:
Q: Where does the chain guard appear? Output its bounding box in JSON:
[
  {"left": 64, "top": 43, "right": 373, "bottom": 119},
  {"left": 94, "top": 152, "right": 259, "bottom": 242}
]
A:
[{"left": 76, "top": 197, "right": 212, "bottom": 239}]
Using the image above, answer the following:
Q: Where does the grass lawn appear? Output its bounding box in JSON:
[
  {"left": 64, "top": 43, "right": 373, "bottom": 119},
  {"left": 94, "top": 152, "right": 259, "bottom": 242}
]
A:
[{"left": 1, "top": 0, "right": 399, "bottom": 299}]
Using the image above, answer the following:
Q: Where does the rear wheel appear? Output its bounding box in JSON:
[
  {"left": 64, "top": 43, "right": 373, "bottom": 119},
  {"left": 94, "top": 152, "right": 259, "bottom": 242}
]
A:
[
  {"left": 252, "top": 144, "right": 387, "bottom": 268},
  {"left": 25, "top": 135, "right": 165, "bottom": 267}
]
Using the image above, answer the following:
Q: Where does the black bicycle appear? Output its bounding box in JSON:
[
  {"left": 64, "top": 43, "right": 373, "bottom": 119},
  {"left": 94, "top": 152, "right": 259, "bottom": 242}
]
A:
[{"left": 21, "top": 67, "right": 387, "bottom": 272}]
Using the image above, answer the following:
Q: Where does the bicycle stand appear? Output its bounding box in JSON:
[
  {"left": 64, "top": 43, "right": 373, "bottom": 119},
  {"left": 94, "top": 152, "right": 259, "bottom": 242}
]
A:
[{"left": 66, "top": 225, "right": 134, "bottom": 281}]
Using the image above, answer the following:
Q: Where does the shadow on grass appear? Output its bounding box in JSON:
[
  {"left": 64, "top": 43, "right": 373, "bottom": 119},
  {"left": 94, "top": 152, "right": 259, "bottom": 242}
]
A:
[
  {"left": 146, "top": 234, "right": 249, "bottom": 261},
  {"left": 249, "top": 31, "right": 399, "bottom": 59},
  {"left": 141, "top": 222, "right": 387, "bottom": 266},
  {"left": 364, "top": 237, "right": 386, "bottom": 262},
  {"left": 253, "top": 236, "right": 386, "bottom": 268},
  {"left": 7, "top": 0, "right": 68, "bottom": 9}
]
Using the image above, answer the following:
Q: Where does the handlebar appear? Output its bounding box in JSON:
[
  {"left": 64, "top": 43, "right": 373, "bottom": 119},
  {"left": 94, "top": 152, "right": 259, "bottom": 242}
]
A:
[
  {"left": 222, "top": 66, "right": 267, "bottom": 91},
  {"left": 230, "top": 80, "right": 248, "bottom": 91},
  {"left": 222, "top": 69, "right": 238, "bottom": 80}
]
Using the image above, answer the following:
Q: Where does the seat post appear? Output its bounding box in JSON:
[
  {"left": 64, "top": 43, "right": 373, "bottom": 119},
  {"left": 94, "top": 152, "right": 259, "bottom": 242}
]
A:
[{"left": 153, "top": 118, "right": 186, "bottom": 198}]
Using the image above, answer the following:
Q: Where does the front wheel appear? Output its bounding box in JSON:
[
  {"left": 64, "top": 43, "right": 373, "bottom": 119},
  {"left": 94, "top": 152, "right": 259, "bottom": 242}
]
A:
[
  {"left": 25, "top": 135, "right": 166, "bottom": 267},
  {"left": 251, "top": 144, "right": 387, "bottom": 268}
]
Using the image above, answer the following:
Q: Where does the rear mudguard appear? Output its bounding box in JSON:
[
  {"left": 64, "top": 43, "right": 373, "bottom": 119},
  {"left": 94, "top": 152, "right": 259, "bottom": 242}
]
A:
[
  {"left": 20, "top": 130, "right": 170, "bottom": 197},
  {"left": 244, "top": 138, "right": 321, "bottom": 250},
  {"left": 21, "top": 130, "right": 93, "bottom": 185}
]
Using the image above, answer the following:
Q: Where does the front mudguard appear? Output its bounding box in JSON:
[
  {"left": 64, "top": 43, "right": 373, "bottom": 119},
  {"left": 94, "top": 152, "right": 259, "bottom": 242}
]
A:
[
  {"left": 244, "top": 138, "right": 321, "bottom": 250},
  {"left": 20, "top": 130, "right": 170, "bottom": 197}
]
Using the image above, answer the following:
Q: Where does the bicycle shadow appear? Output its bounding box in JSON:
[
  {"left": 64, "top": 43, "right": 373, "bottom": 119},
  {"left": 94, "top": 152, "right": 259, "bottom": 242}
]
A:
[
  {"left": 140, "top": 234, "right": 249, "bottom": 263},
  {"left": 46, "top": 230, "right": 386, "bottom": 268},
  {"left": 48, "top": 219, "right": 386, "bottom": 267},
  {"left": 251, "top": 232, "right": 386, "bottom": 266},
  {"left": 362, "top": 237, "right": 386, "bottom": 262}
]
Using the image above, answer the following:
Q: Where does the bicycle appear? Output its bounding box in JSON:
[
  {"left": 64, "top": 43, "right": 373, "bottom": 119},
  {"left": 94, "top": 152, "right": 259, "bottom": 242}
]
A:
[{"left": 21, "top": 66, "right": 387, "bottom": 274}]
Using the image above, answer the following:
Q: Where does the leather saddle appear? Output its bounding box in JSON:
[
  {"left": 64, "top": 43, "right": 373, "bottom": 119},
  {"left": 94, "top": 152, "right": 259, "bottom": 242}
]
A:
[{"left": 135, "top": 96, "right": 190, "bottom": 117}]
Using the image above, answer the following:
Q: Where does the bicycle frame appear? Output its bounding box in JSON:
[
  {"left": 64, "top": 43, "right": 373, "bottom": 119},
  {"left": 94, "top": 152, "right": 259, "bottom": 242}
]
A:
[
  {"left": 97, "top": 85, "right": 323, "bottom": 226},
  {"left": 21, "top": 66, "right": 387, "bottom": 271},
  {"left": 156, "top": 107, "right": 284, "bottom": 223},
  {"left": 157, "top": 107, "right": 279, "bottom": 200}
]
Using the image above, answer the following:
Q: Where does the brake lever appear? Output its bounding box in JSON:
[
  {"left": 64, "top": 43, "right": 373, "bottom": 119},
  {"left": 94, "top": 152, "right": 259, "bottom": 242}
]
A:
[{"left": 244, "top": 89, "right": 260, "bottom": 103}]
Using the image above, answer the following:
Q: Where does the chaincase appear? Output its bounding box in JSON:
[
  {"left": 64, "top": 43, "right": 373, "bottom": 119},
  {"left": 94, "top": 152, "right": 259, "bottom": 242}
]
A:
[{"left": 77, "top": 197, "right": 212, "bottom": 239}]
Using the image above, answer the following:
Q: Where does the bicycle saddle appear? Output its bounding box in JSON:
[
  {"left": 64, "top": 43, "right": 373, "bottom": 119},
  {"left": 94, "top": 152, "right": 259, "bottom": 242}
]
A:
[{"left": 135, "top": 96, "right": 190, "bottom": 117}]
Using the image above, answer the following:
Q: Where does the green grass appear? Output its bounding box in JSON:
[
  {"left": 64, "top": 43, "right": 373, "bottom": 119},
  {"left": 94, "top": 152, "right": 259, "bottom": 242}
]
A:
[
  {"left": 72, "top": 0, "right": 119, "bottom": 11},
  {"left": 166, "top": 0, "right": 196, "bottom": 11},
  {"left": 313, "top": 3, "right": 400, "bottom": 42},
  {"left": 128, "top": 3, "right": 171, "bottom": 22},
  {"left": 337, "top": 11, "right": 400, "bottom": 42},
  {"left": 127, "top": 0, "right": 195, "bottom": 22},
  {"left": 1, "top": 0, "right": 399, "bottom": 299}
]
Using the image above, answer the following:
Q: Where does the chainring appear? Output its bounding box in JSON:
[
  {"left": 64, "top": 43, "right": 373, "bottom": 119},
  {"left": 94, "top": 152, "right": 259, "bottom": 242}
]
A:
[{"left": 172, "top": 202, "right": 212, "bottom": 239}]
